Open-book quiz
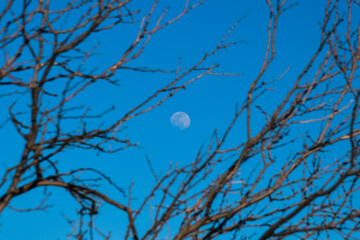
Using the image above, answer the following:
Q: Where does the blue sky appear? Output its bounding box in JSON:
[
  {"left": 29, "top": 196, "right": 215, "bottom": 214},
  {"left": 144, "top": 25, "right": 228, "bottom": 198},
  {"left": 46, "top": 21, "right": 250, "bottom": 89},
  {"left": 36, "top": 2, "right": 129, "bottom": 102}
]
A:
[{"left": 0, "top": 0, "right": 359, "bottom": 239}]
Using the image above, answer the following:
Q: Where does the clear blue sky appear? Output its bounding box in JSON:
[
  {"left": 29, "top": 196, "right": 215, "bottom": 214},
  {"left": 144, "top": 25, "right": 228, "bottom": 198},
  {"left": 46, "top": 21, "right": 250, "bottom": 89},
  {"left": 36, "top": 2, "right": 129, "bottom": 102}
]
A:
[{"left": 0, "top": 0, "right": 359, "bottom": 239}]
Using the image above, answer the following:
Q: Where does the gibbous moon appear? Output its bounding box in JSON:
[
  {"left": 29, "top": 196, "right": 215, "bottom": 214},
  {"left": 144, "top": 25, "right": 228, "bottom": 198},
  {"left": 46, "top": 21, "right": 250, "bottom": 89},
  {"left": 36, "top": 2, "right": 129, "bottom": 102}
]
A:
[{"left": 170, "top": 112, "right": 191, "bottom": 130}]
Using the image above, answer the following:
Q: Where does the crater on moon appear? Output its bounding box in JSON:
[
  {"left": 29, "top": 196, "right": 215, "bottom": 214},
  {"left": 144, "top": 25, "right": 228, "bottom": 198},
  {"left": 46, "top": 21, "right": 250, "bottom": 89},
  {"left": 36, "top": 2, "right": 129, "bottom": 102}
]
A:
[{"left": 170, "top": 112, "right": 191, "bottom": 130}]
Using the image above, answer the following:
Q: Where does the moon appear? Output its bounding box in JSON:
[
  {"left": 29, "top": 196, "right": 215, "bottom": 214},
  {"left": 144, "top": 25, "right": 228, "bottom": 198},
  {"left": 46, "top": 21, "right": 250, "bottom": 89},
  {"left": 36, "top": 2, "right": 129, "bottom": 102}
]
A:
[{"left": 170, "top": 112, "right": 191, "bottom": 130}]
